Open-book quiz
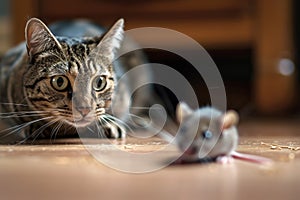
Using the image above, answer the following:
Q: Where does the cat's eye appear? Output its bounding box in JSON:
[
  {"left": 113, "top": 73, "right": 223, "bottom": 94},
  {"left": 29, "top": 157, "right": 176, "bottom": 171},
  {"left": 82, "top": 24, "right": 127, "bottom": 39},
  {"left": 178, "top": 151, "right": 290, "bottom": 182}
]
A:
[
  {"left": 51, "top": 76, "right": 69, "bottom": 91},
  {"left": 92, "top": 76, "right": 107, "bottom": 92},
  {"left": 202, "top": 130, "right": 213, "bottom": 140}
]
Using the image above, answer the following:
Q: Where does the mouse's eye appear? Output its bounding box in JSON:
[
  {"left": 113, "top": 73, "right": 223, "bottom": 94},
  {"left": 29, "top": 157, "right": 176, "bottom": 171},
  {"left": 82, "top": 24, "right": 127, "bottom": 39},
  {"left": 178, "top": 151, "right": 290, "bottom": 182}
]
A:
[{"left": 202, "top": 131, "right": 213, "bottom": 140}]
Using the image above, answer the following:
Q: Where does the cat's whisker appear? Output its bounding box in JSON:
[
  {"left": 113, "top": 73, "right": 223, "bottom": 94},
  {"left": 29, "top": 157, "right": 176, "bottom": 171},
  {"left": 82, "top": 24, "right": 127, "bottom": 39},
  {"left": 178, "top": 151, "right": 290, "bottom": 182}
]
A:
[
  {"left": 87, "top": 126, "right": 104, "bottom": 139},
  {"left": 0, "top": 112, "right": 49, "bottom": 116},
  {"left": 103, "top": 114, "right": 132, "bottom": 133},
  {"left": 98, "top": 116, "right": 109, "bottom": 137},
  {"left": 30, "top": 118, "right": 60, "bottom": 144},
  {"left": 0, "top": 109, "right": 70, "bottom": 121},
  {"left": 99, "top": 127, "right": 106, "bottom": 138},
  {"left": 0, "top": 116, "right": 54, "bottom": 140},
  {"left": 87, "top": 126, "right": 94, "bottom": 133},
  {"left": 50, "top": 120, "right": 64, "bottom": 143},
  {"left": 16, "top": 137, "right": 32, "bottom": 145},
  {"left": 0, "top": 123, "right": 27, "bottom": 139},
  {"left": 95, "top": 119, "right": 106, "bottom": 138},
  {"left": 0, "top": 102, "right": 30, "bottom": 107},
  {"left": 0, "top": 109, "right": 71, "bottom": 120},
  {"left": 60, "top": 123, "right": 71, "bottom": 140},
  {"left": 0, "top": 113, "right": 49, "bottom": 119},
  {"left": 98, "top": 116, "right": 113, "bottom": 138},
  {"left": 0, "top": 110, "right": 52, "bottom": 115},
  {"left": 0, "top": 117, "right": 47, "bottom": 134}
]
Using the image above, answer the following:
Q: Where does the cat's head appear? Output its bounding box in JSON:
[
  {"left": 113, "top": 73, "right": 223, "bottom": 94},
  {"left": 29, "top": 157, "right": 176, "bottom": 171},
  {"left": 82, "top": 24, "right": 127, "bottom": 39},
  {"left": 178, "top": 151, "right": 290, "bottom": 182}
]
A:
[
  {"left": 176, "top": 102, "right": 239, "bottom": 158},
  {"left": 23, "top": 18, "right": 124, "bottom": 127}
]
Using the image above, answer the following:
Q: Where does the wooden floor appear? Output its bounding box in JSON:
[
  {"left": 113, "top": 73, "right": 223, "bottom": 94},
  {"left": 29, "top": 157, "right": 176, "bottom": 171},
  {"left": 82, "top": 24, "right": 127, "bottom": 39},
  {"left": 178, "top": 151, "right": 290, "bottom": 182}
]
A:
[{"left": 0, "top": 118, "right": 300, "bottom": 200}]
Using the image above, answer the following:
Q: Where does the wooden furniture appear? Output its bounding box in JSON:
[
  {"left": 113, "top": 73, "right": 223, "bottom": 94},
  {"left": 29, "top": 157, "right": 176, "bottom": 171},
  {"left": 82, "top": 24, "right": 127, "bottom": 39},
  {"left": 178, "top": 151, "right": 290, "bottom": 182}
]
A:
[{"left": 11, "top": 0, "right": 296, "bottom": 114}]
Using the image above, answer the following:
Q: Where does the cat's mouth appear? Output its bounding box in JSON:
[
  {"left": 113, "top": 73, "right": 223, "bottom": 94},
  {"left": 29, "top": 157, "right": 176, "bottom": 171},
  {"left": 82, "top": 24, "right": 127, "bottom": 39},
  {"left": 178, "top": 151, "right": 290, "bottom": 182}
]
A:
[
  {"left": 63, "top": 108, "right": 106, "bottom": 128},
  {"left": 73, "top": 113, "right": 104, "bottom": 128},
  {"left": 66, "top": 115, "right": 95, "bottom": 128},
  {"left": 74, "top": 118, "right": 94, "bottom": 127}
]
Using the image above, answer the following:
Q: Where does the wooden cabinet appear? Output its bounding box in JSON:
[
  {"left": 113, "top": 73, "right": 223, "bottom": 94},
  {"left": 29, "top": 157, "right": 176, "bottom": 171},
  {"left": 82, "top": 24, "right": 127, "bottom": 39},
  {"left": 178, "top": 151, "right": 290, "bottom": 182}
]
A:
[
  {"left": 12, "top": 0, "right": 255, "bottom": 48},
  {"left": 11, "top": 0, "right": 296, "bottom": 113}
]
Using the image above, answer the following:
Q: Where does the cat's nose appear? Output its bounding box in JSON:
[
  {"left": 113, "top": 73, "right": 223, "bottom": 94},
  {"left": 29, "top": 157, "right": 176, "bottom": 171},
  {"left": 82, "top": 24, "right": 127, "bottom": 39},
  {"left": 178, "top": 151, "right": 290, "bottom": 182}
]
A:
[{"left": 77, "top": 107, "right": 91, "bottom": 117}]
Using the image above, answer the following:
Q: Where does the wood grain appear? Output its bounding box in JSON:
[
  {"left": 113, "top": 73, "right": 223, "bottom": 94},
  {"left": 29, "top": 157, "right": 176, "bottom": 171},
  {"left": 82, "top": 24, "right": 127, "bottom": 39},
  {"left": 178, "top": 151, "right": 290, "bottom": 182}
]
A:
[
  {"left": 0, "top": 118, "right": 300, "bottom": 200},
  {"left": 254, "top": 0, "right": 296, "bottom": 113}
]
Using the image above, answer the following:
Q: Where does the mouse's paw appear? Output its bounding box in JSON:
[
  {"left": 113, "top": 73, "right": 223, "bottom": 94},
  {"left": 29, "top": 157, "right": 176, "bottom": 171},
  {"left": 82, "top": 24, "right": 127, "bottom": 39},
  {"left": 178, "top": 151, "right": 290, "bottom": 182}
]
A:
[{"left": 216, "top": 156, "right": 234, "bottom": 164}]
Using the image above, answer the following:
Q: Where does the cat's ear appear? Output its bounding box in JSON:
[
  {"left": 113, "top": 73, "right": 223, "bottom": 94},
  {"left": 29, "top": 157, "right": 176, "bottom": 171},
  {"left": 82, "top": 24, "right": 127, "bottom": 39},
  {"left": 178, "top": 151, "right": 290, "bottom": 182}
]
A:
[
  {"left": 221, "top": 110, "right": 239, "bottom": 130},
  {"left": 92, "top": 18, "right": 124, "bottom": 64},
  {"left": 176, "top": 102, "right": 193, "bottom": 123},
  {"left": 25, "top": 18, "right": 63, "bottom": 58}
]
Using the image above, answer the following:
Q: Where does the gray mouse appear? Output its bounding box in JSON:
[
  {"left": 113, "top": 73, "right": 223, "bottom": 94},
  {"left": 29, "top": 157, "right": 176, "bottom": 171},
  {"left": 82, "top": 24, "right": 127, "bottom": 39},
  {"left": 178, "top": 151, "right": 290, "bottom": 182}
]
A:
[{"left": 167, "top": 102, "right": 272, "bottom": 164}]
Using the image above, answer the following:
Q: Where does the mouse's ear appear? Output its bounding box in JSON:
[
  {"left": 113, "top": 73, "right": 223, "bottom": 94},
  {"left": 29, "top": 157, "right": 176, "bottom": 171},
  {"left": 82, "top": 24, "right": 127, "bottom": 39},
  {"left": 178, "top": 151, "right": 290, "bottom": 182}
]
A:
[
  {"left": 221, "top": 110, "right": 239, "bottom": 130},
  {"left": 176, "top": 102, "right": 193, "bottom": 123}
]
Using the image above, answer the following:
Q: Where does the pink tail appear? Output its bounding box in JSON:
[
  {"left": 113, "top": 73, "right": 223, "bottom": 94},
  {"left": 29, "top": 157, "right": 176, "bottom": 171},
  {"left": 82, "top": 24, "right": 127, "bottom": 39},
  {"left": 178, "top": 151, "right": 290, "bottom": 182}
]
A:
[{"left": 231, "top": 151, "right": 273, "bottom": 164}]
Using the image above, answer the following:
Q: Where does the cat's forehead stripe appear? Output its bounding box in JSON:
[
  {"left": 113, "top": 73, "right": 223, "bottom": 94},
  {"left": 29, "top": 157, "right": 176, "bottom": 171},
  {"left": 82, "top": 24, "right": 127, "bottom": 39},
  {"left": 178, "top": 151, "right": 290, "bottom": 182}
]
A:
[
  {"left": 57, "top": 40, "right": 98, "bottom": 75},
  {"left": 87, "top": 59, "right": 97, "bottom": 73}
]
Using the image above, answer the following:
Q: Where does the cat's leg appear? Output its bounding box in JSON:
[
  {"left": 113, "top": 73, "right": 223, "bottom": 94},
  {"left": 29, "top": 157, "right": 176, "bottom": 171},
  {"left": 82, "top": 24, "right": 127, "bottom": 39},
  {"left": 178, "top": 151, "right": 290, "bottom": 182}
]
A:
[{"left": 102, "top": 121, "right": 126, "bottom": 139}]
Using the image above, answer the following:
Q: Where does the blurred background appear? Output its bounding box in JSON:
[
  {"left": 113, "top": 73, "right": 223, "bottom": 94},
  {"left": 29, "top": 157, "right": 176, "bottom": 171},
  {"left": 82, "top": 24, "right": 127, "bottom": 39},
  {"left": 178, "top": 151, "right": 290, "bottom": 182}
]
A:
[{"left": 0, "top": 0, "right": 298, "bottom": 118}]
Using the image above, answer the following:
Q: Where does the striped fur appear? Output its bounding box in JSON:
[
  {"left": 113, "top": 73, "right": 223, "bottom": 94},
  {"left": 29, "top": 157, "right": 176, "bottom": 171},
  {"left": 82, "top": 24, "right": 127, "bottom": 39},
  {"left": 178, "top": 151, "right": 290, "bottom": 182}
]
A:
[{"left": 0, "top": 18, "right": 148, "bottom": 143}]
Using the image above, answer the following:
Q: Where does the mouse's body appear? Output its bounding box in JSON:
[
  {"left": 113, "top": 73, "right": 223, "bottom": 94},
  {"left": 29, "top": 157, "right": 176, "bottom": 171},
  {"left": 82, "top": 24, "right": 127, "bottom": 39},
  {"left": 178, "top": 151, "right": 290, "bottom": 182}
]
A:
[
  {"left": 172, "top": 102, "right": 272, "bottom": 164},
  {"left": 176, "top": 105, "right": 238, "bottom": 161}
]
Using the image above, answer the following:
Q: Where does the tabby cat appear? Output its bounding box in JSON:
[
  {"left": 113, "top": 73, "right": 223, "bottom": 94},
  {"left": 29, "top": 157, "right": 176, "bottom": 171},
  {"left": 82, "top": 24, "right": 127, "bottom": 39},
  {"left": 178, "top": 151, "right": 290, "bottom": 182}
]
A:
[{"left": 0, "top": 18, "right": 152, "bottom": 144}]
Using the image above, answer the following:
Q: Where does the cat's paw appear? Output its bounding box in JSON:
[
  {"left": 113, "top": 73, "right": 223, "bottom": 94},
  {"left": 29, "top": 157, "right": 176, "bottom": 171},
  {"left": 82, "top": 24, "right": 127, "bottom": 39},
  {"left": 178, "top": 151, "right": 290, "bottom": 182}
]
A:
[{"left": 103, "top": 122, "right": 126, "bottom": 139}]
